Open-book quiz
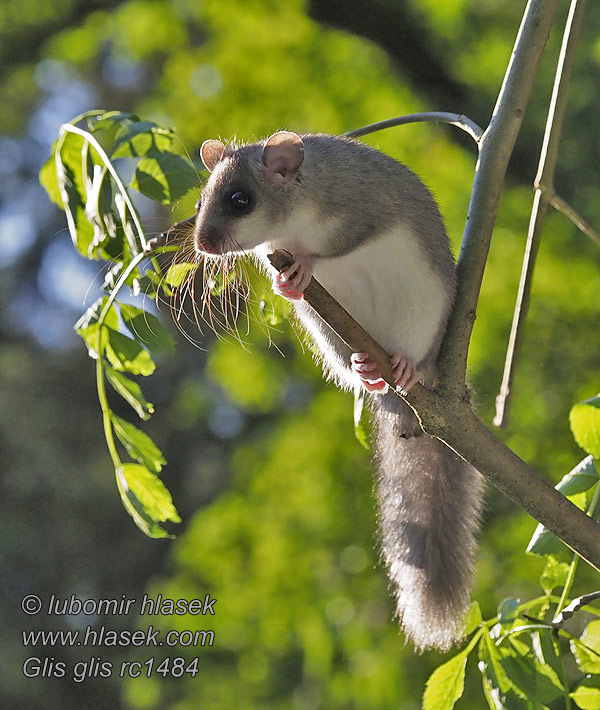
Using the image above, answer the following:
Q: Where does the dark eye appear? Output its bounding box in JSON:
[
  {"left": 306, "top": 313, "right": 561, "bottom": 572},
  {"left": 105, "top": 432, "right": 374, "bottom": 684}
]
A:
[
  {"left": 228, "top": 190, "right": 252, "bottom": 214},
  {"left": 195, "top": 198, "right": 202, "bottom": 211}
]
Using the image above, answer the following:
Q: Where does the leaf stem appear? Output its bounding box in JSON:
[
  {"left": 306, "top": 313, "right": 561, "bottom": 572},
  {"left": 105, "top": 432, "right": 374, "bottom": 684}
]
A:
[
  {"left": 96, "top": 356, "right": 121, "bottom": 471},
  {"left": 556, "top": 481, "right": 600, "bottom": 615},
  {"left": 60, "top": 123, "right": 148, "bottom": 253}
]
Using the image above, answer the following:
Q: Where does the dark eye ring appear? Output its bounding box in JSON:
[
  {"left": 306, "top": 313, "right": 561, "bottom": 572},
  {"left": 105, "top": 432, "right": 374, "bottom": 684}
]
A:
[{"left": 229, "top": 191, "right": 251, "bottom": 213}]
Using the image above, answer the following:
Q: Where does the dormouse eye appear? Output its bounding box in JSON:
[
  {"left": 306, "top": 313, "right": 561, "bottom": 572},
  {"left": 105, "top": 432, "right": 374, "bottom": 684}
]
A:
[
  {"left": 195, "top": 198, "right": 202, "bottom": 211},
  {"left": 228, "top": 190, "right": 252, "bottom": 215}
]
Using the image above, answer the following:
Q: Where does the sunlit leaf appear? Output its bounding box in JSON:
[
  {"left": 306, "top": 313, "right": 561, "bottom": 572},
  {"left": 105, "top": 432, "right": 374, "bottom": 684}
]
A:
[
  {"left": 120, "top": 303, "right": 176, "bottom": 353},
  {"left": 555, "top": 456, "right": 599, "bottom": 496},
  {"left": 353, "top": 385, "right": 371, "bottom": 451},
  {"left": 532, "top": 630, "right": 562, "bottom": 681},
  {"left": 500, "top": 651, "right": 563, "bottom": 705},
  {"left": 527, "top": 457, "right": 598, "bottom": 556},
  {"left": 112, "top": 415, "right": 165, "bottom": 473},
  {"left": 75, "top": 297, "right": 119, "bottom": 358},
  {"left": 105, "top": 367, "right": 154, "bottom": 420},
  {"left": 570, "top": 396, "right": 600, "bottom": 458},
  {"left": 498, "top": 598, "right": 519, "bottom": 624},
  {"left": 117, "top": 464, "right": 176, "bottom": 539},
  {"left": 582, "top": 620, "right": 600, "bottom": 654},
  {"left": 112, "top": 120, "right": 175, "bottom": 157},
  {"left": 478, "top": 628, "right": 512, "bottom": 696},
  {"left": 423, "top": 650, "right": 467, "bottom": 710},
  {"left": 257, "top": 288, "right": 292, "bottom": 326},
  {"left": 539, "top": 556, "right": 570, "bottom": 594},
  {"left": 39, "top": 145, "right": 63, "bottom": 207},
  {"left": 55, "top": 129, "right": 96, "bottom": 256},
  {"left": 131, "top": 152, "right": 198, "bottom": 204},
  {"left": 570, "top": 676, "right": 600, "bottom": 710},
  {"left": 464, "top": 600, "right": 483, "bottom": 636},
  {"left": 164, "top": 262, "right": 197, "bottom": 288},
  {"left": 570, "top": 635, "right": 600, "bottom": 674},
  {"left": 120, "top": 463, "right": 180, "bottom": 525},
  {"left": 105, "top": 328, "right": 156, "bottom": 376}
]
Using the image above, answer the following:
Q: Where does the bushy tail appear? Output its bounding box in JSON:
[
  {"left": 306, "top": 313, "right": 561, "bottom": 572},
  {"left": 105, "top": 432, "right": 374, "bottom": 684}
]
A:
[{"left": 372, "top": 392, "right": 484, "bottom": 652}]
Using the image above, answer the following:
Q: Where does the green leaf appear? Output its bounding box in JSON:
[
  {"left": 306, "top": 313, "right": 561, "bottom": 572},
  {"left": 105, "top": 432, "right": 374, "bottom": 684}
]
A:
[
  {"left": 88, "top": 111, "right": 137, "bottom": 134},
  {"left": 423, "top": 650, "right": 468, "bottom": 710},
  {"left": 584, "top": 621, "right": 600, "bottom": 654},
  {"left": 117, "top": 464, "right": 178, "bottom": 539},
  {"left": 532, "top": 630, "right": 562, "bottom": 681},
  {"left": 39, "top": 145, "right": 63, "bottom": 207},
  {"left": 527, "top": 457, "right": 598, "bottom": 556},
  {"left": 570, "top": 396, "right": 600, "bottom": 458},
  {"left": 570, "top": 676, "right": 600, "bottom": 710},
  {"left": 112, "top": 416, "right": 165, "bottom": 474},
  {"left": 56, "top": 130, "right": 96, "bottom": 257},
  {"left": 498, "top": 598, "right": 520, "bottom": 624},
  {"left": 87, "top": 111, "right": 137, "bottom": 152},
  {"left": 353, "top": 386, "right": 371, "bottom": 451},
  {"left": 120, "top": 463, "right": 180, "bottom": 528},
  {"left": 164, "top": 262, "right": 197, "bottom": 288},
  {"left": 527, "top": 524, "right": 568, "bottom": 557},
  {"left": 479, "top": 628, "right": 512, "bottom": 695},
  {"left": 570, "top": 638, "right": 600, "bottom": 674},
  {"left": 464, "top": 601, "right": 483, "bottom": 636},
  {"left": 105, "top": 328, "right": 156, "bottom": 376},
  {"left": 556, "top": 456, "right": 599, "bottom": 496},
  {"left": 131, "top": 152, "right": 198, "bottom": 204},
  {"left": 257, "top": 288, "right": 292, "bottom": 326},
  {"left": 500, "top": 651, "right": 563, "bottom": 705},
  {"left": 112, "top": 120, "right": 175, "bottom": 157},
  {"left": 119, "top": 303, "right": 176, "bottom": 353},
  {"left": 105, "top": 368, "right": 154, "bottom": 420},
  {"left": 539, "top": 556, "right": 570, "bottom": 594},
  {"left": 75, "top": 297, "right": 119, "bottom": 358}
]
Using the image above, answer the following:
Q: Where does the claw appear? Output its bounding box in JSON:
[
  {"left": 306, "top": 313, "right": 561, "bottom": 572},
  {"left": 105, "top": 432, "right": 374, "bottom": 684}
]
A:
[
  {"left": 351, "top": 352, "right": 388, "bottom": 393},
  {"left": 351, "top": 351, "right": 420, "bottom": 395},
  {"left": 272, "top": 255, "right": 315, "bottom": 301}
]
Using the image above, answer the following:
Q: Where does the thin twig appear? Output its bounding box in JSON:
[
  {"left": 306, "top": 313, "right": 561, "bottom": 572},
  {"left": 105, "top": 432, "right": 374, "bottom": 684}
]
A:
[
  {"left": 494, "top": 0, "right": 588, "bottom": 427},
  {"left": 550, "top": 192, "right": 600, "bottom": 247},
  {"left": 268, "top": 249, "right": 600, "bottom": 572},
  {"left": 439, "top": 0, "right": 560, "bottom": 394},
  {"left": 343, "top": 112, "right": 483, "bottom": 145}
]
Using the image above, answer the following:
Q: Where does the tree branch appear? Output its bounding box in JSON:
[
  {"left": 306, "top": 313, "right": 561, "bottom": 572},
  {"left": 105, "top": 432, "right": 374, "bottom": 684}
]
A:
[
  {"left": 494, "top": 0, "right": 589, "bottom": 428},
  {"left": 268, "top": 249, "right": 600, "bottom": 573},
  {"left": 439, "top": 0, "right": 560, "bottom": 393}
]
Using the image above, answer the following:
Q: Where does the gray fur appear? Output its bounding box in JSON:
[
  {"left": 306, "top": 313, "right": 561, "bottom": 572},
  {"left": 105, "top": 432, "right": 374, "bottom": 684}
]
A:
[{"left": 194, "top": 132, "right": 484, "bottom": 651}]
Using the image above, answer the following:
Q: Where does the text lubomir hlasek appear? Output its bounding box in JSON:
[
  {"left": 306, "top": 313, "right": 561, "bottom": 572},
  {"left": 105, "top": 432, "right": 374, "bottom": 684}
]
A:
[{"left": 45, "top": 594, "right": 216, "bottom": 616}]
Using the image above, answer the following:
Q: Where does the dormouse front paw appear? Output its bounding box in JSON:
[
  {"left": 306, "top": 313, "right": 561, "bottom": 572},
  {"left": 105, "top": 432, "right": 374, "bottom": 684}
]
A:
[{"left": 272, "top": 255, "right": 315, "bottom": 301}]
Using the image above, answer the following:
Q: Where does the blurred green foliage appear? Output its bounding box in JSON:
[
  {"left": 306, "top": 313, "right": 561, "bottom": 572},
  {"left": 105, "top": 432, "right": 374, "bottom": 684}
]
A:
[{"left": 2, "top": 0, "right": 600, "bottom": 708}]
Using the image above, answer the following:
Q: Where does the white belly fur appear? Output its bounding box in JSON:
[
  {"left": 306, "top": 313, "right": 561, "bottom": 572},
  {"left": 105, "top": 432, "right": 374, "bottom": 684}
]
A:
[{"left": 312, "top": 224, "right": 450, "bottom": 363}]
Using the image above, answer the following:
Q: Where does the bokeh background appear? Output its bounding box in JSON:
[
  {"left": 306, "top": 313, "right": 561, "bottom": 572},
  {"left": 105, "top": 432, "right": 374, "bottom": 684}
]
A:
[{"left": 1, "top": 0, "right": 600, "bottom": 708}]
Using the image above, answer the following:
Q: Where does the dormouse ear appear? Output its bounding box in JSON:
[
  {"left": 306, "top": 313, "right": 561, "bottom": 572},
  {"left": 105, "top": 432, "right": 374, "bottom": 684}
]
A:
[
  {"left": 201, "top": 140, "right": 226, "bottom": 172},
  {"left": 262, "top": 131, "right": 304, "bottom": 185}
]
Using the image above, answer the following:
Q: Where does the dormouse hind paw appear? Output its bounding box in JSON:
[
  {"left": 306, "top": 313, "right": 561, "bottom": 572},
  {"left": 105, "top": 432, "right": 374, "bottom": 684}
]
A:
[
  {"left": 351, "top": 352, "right": 389, "bottom": 393},
  {"left": 390, "top": 351, "right": 419, "bottom": 392},
  {"left": 351, "top": 351, "right": 420, "bottom": 395}
]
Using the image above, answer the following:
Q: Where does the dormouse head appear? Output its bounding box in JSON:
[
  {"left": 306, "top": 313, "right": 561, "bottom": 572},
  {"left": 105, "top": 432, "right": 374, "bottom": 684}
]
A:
[{"left": 193, "top": 131, "right": 305, "bottom": 256}]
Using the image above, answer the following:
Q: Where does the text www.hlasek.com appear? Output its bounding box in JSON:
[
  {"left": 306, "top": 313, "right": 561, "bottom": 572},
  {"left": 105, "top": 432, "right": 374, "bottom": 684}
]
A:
[
  {"left": 23, "top": 624, "right": 214, "bottom": 648},
  {"left": 21, "top": 593, "right": 216, "bottom": 682}
]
